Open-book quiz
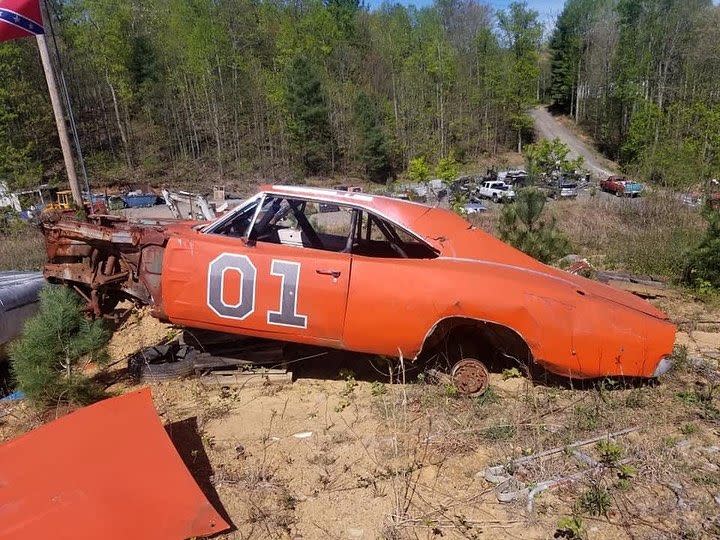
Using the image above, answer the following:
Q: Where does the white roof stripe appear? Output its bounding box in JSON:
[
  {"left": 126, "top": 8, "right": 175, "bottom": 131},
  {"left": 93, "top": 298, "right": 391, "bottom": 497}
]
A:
[{"left": 270, "top": 185, "right": 374, "bottom": 203}]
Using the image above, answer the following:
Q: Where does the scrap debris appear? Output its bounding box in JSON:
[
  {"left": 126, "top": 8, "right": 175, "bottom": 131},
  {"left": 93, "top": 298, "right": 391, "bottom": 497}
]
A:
[
  {"left": 126, "top": 332, "right": 330, "bottom": 387},
  {"left": 482, "top": 427, "right": 639, "bottom": 513},
  {"left": 561, "top": 255, "right": 668, "bottom": 299},
  {"left": 0, "top": 388, "right": 229, "bottom": 539}
]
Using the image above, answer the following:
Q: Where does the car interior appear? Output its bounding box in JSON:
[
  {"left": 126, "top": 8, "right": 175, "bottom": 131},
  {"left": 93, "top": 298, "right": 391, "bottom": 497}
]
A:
[{"left": 209, "top": 195, "right": 438, "bottom": 260}]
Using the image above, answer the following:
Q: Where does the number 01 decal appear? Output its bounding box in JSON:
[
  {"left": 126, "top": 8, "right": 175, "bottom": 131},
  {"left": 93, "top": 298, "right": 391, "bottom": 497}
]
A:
[{"left": 207, "top": 254, "right": 308, "bottom": 328}]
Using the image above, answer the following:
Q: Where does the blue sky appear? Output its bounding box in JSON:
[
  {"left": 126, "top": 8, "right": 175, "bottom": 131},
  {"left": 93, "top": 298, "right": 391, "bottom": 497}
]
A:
[{"left": 365, "top": 0, "right": 567, "bottom": 27}]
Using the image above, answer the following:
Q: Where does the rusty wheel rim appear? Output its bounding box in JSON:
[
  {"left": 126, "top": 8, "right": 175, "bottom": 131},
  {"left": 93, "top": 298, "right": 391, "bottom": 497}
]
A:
[{"left": 451, "top": 359, "right": 489, "bottom": 396}]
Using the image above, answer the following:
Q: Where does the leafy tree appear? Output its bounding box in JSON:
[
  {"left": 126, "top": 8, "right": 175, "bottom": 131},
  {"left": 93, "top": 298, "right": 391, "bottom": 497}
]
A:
[
  {"left": 549, "top": 0, "right": 609, "bottom": 113},
  {"left": 285, "top": 56, "right": 334, "bottom": 175},
  {"left": 325, "top": 0, "right": 360, "bottom": 40},
  {"left": 498, "top": 1, "right": 543, "bottom": 152},
  {"left": 524, "top": 137, "right": 584, "bottom": 179},
  {"left": 407, "top": 156, "right": 431, "bottom": 183},
  {"left": 498, "top": 187, "right": 571, "bottom": 263},
  {"left": 0, "top": 0, "right": 550, "bottom": 185},
  {"left": 0, "top": 42, "right": 50, "bottom": 190},
  {"left": 353, "top": 92, "right": 391, "bottom": 183},
  {"left": 435, "top": 152, "right": 459, "bottom": 182},
  {"left": 11, "top": 286, "right": 110, "bottom": 407}
]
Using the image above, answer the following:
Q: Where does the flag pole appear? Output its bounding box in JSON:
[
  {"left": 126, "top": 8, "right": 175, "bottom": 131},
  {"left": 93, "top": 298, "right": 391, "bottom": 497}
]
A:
[
  {"left": 35, "top": 32, "right": 82, "bottom": 207},
  {"left": 43, "top": 0, "right": 92, "bottom": 204}
]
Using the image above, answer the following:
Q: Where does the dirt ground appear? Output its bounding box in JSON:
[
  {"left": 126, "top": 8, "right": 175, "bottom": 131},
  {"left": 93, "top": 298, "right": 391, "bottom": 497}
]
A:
[{"left": 3, "top": 289, "right": 718, "bottom": 540}]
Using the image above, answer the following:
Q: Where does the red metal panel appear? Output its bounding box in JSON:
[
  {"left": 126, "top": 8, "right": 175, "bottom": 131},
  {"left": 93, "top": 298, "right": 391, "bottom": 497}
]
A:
[{"left": 0, "top": 388, "right": 229, "bottom": 540}]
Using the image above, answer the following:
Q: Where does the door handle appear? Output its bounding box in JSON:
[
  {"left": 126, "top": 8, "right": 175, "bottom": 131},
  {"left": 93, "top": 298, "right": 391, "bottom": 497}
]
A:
[{"left": 316, "top": 269, "right": 341, "bottom": 278}]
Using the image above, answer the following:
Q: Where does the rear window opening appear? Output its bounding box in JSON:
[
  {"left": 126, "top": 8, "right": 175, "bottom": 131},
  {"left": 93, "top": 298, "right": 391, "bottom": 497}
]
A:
[{"left": 352, "top": 211, "right": 439, "bottom": 260}]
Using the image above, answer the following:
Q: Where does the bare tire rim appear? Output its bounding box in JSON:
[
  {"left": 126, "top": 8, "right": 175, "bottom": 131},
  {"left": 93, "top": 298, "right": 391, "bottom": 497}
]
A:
[{"left": 451, "top": 358, "right": 489, "bottom": 396}]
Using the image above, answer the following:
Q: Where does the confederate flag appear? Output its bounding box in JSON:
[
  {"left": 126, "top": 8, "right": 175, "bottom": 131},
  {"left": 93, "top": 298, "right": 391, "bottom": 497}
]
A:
[{"left": 0, "top": 0, "right": 44, "bottom": 43}]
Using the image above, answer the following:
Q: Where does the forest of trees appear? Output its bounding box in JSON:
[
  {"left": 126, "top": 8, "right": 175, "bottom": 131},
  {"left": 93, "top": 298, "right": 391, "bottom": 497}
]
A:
[
  {"left": 0, "top": 0, "right": 543, "bottom": 190},
  {"left": 3, "top": 0, "right": 719, "bottom": 192},
  {"left": 549, "top": 0, "right": 720, "bottom": 187}
]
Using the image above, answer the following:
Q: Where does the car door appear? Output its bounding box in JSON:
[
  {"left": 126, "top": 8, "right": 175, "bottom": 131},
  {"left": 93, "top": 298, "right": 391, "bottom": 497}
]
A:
[
  {"left": 341, "top": 210, "right": 441, "bottom": 358},
  {"left": 163, "top": 194, "right": 352, "bottom": 344}
]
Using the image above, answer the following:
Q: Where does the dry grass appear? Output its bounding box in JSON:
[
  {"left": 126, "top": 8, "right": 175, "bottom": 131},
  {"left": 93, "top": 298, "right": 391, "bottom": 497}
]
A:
[
  {"left": 470, "top": 191, "right": 705, "bottom": 280},
  {"left": 554, "top": 191, "right": 704, "bottom": 278},
  {"left": 0, "top": 223, "right": 46, "bottom": 271},
  {"left": 366, "top": 347, "right": 720, "bottom": 539}
]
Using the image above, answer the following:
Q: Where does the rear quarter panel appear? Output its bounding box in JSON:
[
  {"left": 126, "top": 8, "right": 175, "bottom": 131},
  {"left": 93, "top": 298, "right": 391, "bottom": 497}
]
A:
[
  {"left": 343, "top": 257, "right": 565, "bottom": 361},
  {"left": 343, "top": 257, "right": 675, "bottom": 378}
]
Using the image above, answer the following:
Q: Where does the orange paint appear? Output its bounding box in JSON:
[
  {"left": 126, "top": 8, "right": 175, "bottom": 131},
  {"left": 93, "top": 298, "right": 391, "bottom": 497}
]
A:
[
  {"left": 42, "top": 185, "right": 676, "bottom": 379},
  {"left": 157, "top": 185, "right": 676, "bottom": 379},
  {"left": 0, "top": 389, "right": 229, "bottom": 539}
]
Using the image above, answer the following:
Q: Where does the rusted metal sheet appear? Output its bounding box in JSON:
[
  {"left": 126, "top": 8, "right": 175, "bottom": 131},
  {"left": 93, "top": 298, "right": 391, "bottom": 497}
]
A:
[{"left": 0, "top": 388, "right": 229, "bottom": 539}]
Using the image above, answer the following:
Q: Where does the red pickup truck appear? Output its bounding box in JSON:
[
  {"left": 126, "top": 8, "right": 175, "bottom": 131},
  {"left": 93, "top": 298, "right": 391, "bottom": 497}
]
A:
[{"left": 600, "top": 175, "right": 644, "bottom": 197}]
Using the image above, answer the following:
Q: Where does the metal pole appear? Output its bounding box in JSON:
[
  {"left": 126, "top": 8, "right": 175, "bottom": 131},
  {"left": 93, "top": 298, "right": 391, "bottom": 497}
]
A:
[
  {"left": 44, "top": 1, "right": 91, "bottom": 201},
  {"left": 35, "top": 33, "right": 82, "bottom": 206}
]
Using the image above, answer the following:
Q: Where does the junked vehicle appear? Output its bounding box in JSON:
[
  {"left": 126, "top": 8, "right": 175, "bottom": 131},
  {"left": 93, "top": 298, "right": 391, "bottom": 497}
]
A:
[
  {"left": 548, "top": 178, "right": 579, "bottom": 199},
  {"left": 463, "top": 201, "right": 487, "bottom": 215},
  {"left": 0, "top": 271, "right": 45, "bottom": 350},
  {"left": 41, "top": 185, "right": 676, "bottom": 395},
  {"left": 478, "top": 180, "right": 516, "bottom": 203},
  {"left": 498, "top": 169, "right": 529, "bottom": 188},
  {"left": 600, "top": 175, "right": 644, "bottom": 197}
]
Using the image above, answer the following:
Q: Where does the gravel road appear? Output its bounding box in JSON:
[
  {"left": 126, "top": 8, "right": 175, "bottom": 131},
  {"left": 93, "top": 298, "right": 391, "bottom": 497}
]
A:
[{"left": 530, "top": 106, "right": 617, "bottom": 179}]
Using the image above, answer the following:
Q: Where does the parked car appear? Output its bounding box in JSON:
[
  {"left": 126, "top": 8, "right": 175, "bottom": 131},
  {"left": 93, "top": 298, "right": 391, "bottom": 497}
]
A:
[
  {"left": 478, "top": 181, "right": 516, "bottom": 203},
  {"left": 463, "top": 201, "right": 487, "bottom": 215},
  {"left": 41, "top": 185, "right": 676, "bottom": 394},
  {"left": 600, "top": 175, "right": 644, "bottom": 197},
  {"left": 548, "top": 178, "right": 579, "bottom": 199}
]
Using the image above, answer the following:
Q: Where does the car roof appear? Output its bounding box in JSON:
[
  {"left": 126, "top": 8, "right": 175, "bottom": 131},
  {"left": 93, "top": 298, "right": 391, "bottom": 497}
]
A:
[
  {"left": 261, "top": 183, "right": 432, "bottom": 226},
  {"left": 259, "top": 184, "right": 470, "bottom": 248}
]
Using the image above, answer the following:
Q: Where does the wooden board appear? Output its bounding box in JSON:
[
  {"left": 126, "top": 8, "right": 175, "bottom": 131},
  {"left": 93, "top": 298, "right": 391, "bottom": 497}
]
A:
[{"left": 199, "top": 369, "right": 292, "bottom": 387}]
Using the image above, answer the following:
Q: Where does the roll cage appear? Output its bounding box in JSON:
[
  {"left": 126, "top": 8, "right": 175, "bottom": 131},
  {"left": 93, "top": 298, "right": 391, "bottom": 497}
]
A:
[{"left": 203, "top": 192, "right": 438, "bottom": 259}]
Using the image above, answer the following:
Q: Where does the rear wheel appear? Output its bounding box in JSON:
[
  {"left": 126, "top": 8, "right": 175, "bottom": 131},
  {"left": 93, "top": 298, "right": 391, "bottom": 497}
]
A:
[{"left": 451, "top": 358, "right": 490, "bottom": 396}]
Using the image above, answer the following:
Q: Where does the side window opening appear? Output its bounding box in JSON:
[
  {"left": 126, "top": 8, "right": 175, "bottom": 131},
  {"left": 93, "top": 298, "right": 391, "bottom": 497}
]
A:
[
  {"left": 352, "top": 211, "right": 438, "bottom": 259},
  {"left": 248, "top": 196, "right": 356, "bottom": 253}
]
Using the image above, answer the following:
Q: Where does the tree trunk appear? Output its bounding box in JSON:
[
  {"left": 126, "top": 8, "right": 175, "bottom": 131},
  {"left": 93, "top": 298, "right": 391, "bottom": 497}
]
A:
[{"left": 106, "top": 74, "right": 132, "bottom": 168}]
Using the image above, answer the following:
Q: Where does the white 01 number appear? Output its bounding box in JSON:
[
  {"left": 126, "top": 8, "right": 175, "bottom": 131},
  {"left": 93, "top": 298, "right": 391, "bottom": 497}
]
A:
[{"left": 206, "top": 254, "right": 307, "bottom": 328}]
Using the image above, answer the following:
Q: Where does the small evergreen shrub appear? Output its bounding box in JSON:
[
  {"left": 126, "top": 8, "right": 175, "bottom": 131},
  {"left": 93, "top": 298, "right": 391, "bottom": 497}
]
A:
[
  {"left": 10, "top": 286, "right": 110, "bottom": 406},
  {"left": 498, "top": 187, "right": 571, "bottom": 263}
]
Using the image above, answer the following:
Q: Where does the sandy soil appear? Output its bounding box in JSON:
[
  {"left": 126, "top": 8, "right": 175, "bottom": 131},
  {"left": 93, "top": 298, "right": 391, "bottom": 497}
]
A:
[
  {"left": 2, "top": 288, "right": 719, "bottom": 539},
  {"left": 104, "top": 292, "right": 720, "bottom": 538}
]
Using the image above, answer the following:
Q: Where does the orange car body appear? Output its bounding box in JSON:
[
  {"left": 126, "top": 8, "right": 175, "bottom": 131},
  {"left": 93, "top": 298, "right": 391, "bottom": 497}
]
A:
[{"left": 43, "top": 185, "right": 676, "bottom": 379}]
